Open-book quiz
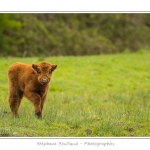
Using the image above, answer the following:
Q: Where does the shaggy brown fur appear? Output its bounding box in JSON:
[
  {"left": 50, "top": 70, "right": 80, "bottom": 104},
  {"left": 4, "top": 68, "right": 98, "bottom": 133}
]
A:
[{"left": 8, "top": 61, "right": 57, "bottom": 119}]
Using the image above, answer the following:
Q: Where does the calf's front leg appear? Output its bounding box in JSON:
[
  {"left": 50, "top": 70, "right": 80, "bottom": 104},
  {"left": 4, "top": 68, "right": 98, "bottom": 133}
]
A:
[
  {"left": 24, "top": 89, "right": 42, "bottom": 119},
  {"left": 41, "top": 94, "right": 47, "bottom": 112}
]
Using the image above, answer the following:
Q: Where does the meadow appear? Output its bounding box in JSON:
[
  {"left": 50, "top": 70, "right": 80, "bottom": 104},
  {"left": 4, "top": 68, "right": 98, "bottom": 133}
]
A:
[{"left": 0, "top": 51, "right": 150, "bottom": 137}]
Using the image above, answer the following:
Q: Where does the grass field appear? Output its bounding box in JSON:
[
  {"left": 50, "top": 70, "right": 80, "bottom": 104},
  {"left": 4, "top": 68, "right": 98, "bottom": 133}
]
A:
[{"left": 1, "top": 51, "right": 150, "bottom": 137}]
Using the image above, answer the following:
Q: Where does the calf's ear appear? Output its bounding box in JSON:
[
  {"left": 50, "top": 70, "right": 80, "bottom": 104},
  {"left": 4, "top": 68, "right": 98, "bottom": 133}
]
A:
[
  {"left": 52, "top": 64, "right": 57, "bottom": 71},
  {"left": 32, "top": 64, "right": 39, "bottom": 73}
]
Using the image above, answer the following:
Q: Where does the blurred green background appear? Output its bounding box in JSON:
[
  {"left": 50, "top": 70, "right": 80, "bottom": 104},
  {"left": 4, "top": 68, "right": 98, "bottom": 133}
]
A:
[{"left": 0, "top": 13, "right": 150, "bottom": 57}]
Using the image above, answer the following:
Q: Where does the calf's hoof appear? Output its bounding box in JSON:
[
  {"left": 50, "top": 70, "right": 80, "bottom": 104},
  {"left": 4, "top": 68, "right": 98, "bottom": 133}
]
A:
[{"left": 35, "top": 112, "right": 42, "bottom": 119}]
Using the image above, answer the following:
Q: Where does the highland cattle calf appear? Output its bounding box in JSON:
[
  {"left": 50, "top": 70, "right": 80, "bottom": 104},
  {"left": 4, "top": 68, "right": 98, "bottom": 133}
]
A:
[{"left": 8, "top": 61, "right": 57, "bottom": 119}]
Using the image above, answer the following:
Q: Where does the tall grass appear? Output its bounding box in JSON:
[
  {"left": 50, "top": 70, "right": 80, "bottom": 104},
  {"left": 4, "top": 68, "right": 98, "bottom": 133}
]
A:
[{"left": 0, "top": 51, "right": 150, "bottom": 136}]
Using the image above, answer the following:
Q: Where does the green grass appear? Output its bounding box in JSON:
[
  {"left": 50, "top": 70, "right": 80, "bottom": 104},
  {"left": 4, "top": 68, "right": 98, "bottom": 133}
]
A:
[{"left": 1, "top": 51, "right": 150, "bottom": 137}]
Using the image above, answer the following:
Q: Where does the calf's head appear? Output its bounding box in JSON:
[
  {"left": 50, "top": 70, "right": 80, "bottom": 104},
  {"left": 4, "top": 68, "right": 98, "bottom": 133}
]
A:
[{"left": 32, "top": 61, "right": 57, "bottom": 85}]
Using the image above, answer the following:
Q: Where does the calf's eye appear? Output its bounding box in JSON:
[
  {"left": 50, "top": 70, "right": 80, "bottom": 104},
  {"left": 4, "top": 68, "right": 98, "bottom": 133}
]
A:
[
  {"left": 37, "top": 70, "right": 41, "bottom": 74},
  {"left": 49, "top": 70, "right": 52, "bottom": 74}
]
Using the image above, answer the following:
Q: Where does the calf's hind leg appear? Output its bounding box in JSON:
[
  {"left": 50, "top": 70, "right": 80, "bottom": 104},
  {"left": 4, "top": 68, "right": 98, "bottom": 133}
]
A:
[{"left": 8, "top": 88, "right": 23, "bottom": 118}]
